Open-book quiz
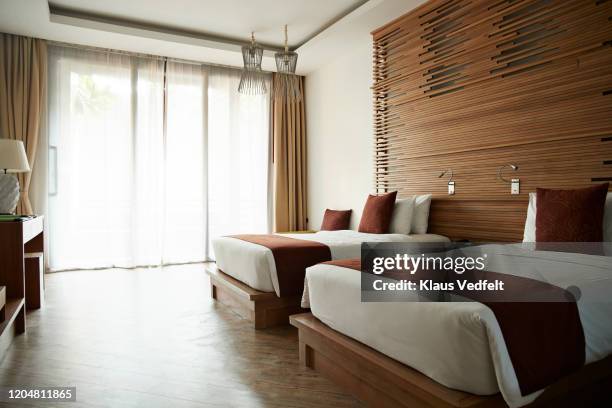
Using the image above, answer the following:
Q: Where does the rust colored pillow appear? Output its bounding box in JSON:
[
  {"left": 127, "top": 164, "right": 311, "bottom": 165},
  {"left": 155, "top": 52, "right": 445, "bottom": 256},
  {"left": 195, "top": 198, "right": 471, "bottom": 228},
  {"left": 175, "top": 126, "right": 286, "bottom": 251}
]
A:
[
  {"left": 358, "top": 191, "right": 398, "bottom": 234},
  {"left": 536, "top": 183, "right": 609, "bottom": 242},
  {"left": 320, "top": 209, "right": 352, "bottom": 231}
]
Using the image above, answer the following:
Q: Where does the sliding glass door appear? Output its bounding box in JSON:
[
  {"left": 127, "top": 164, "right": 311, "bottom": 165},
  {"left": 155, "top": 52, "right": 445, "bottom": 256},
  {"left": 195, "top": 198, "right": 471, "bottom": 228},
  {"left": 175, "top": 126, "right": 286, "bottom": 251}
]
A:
[
  {"left": 163, "top": 62, "right": 207, "bottom": 265},
  {"left": 47, "top": 46, "right": 270, "bottom": 271},
  {"left": 207, "top": 67, "right": 271, "bottom": 247}
]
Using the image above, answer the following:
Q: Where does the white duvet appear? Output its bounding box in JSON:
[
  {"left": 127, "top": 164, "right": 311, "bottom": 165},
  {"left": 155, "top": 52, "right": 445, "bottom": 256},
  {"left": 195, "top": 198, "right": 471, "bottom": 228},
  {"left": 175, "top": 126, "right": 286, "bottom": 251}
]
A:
[
  {"left": 212, "top": 230, "right": 449, "bottom": 296},
  {"left": 303, "top": 244, "right": 612, "bottom": 408}
]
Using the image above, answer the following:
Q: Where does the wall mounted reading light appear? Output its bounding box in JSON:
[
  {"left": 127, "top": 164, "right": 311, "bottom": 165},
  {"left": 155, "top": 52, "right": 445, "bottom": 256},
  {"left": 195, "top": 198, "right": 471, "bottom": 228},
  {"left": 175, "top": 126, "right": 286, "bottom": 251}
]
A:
[
  {"left": 497, "top": 164, "right": 520, "bottom": 195},
  {"left": 438, "top": 168, "right": 455, "bottom": 195}
]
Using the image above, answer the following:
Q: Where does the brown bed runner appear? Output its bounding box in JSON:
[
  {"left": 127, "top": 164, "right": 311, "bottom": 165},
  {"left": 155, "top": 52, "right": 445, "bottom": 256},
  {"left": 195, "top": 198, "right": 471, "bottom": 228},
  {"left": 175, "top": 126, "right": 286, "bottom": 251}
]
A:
[
  {"left": 230, "top": 234, "right": 331, "bottom": 297},
  {"left": 323, "top": 258, "right": 585, "bottom": 396},
  {"left": 322, "top": 258, "right": 361, "bottom": 270}
]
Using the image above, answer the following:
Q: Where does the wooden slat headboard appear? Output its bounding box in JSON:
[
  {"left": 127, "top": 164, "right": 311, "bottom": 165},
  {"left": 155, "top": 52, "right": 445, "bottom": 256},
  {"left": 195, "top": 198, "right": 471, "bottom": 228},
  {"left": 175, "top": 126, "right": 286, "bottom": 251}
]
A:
[
  {"left": 429, "top": 198, "right": 527, "bottom": 242},
  {"left": 372, "top": 0, "right": 612, "bottom": 242}
]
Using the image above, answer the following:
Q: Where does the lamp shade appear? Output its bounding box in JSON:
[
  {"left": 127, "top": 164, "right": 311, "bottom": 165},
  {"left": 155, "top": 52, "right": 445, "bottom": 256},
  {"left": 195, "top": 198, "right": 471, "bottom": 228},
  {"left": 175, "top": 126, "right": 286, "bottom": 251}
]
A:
[{"left": 0, "top": 139, "right": 30, "bottom": 173}]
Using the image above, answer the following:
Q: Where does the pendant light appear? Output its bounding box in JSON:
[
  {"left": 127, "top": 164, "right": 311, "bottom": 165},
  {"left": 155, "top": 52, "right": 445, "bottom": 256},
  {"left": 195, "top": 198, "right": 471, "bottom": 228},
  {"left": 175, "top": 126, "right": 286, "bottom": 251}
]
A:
[
  {"left": 238, "top": 32, "right": 267, "bottom": 95},
  {"left": 273, "top": 25, "right": 301, "bottom": 101}
]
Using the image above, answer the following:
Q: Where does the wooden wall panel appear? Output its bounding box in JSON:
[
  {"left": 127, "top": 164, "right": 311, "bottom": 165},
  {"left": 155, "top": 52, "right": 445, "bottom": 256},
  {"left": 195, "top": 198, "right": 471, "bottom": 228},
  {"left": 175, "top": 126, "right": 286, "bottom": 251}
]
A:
[{"left": 372, "top": 0, "right": 612, "bottom": 242}]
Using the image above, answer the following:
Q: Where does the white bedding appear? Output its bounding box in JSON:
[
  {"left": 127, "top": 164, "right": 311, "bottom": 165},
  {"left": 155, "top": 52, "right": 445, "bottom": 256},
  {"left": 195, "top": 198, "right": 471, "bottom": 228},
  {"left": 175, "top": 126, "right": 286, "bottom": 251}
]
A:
[
  {"left": 303, "top": 244, "right": 612, "bottom": 408},
  {"left": 212, "top": 230, "right": 449, "bottom": 295}
]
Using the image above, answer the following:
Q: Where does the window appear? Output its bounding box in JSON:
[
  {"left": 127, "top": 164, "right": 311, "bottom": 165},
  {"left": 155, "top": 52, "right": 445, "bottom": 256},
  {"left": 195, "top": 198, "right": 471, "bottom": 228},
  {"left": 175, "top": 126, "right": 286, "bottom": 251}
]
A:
[
  {"left": 207, "top": 67, "right": 271, "bottom": 247},
  {"left": 47, "top": 46, "right": 270, "bottom": 271}
]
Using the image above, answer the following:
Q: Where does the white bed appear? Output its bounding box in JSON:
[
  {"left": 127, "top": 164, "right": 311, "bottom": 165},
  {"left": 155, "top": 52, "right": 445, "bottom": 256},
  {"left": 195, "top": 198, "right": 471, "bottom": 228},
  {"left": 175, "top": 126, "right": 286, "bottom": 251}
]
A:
[
  {"left": 303, "top": 244, "right": 612, "bottom": 408},
  {"left": 212, "top": 230, "right": 449, "bottom": 296}
]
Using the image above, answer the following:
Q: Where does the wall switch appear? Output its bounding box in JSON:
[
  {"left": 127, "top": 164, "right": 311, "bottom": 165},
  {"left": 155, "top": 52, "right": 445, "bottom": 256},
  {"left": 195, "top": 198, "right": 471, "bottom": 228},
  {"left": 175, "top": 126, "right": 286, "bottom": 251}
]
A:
[
  {"left": 511, "top": 178, "right": 520, "bottom": 195},
  {"left": 448, "top": 181, "right": 455, "bottom": 195}
]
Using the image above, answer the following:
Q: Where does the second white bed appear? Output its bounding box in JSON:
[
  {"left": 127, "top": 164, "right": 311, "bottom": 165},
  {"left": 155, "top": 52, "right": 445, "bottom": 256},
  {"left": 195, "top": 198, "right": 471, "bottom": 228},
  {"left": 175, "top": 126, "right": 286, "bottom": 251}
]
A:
[{"left": 303, "top": 244, "right": 612, "bottom": 408}]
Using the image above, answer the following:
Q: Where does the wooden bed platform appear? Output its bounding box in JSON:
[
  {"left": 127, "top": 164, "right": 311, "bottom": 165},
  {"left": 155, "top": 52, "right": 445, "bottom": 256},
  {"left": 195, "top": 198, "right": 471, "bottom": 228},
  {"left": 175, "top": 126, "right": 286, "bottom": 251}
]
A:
[
  {"left": 290, "top": 313, "right": 612, "bottom": 408},
  {"left": 206, "top": 266, "right": 305, "bottom": 329}
]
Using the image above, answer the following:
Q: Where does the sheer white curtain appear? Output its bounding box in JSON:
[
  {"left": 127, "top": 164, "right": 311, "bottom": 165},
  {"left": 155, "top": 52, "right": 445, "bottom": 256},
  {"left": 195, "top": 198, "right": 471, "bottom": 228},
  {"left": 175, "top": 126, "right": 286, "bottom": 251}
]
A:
[
  {"left": 48, "top": 47, "right": 269, "bottom": 271},
  {"left": 207, "top": 67, "right": 271, "bottom": 256},
  {"left": 164, "top": 62, "right": 207, "bottom": 264},
  {"left": 48, "top": 47, "right": 165, "bottom": 270}
]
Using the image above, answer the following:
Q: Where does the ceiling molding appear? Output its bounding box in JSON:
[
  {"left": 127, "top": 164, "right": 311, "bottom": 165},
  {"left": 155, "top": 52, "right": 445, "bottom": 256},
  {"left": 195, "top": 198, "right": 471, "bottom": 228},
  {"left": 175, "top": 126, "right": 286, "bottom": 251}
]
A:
[
  {"left": 47, "top": 1, "right": 371, "bottom": 56},
  {"left": 293, "top": 0, "right": 369, "bottom": 48},
  {"left": 0, "top": 0, "right": 424, "bottom": 74},
  {"left": 48, "top": 3, "right": 284, "bottom": 56}
]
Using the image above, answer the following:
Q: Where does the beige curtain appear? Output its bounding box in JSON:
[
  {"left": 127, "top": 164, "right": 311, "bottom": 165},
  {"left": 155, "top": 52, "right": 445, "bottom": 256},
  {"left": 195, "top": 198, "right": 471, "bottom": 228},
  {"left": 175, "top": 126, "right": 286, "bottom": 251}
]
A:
[
  {"left": 272, "top": 75, "right": 307, "bottom": 232},
  {"left": 0, "top": 33, "right": 47, "bottom": 215}
]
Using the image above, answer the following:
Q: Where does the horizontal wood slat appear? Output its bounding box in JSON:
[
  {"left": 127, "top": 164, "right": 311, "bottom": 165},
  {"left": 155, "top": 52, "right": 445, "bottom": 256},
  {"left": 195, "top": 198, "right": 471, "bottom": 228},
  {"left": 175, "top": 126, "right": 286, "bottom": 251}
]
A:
[
  {"left": 429, "top": 198, "right": 528, "bottom": 242},
  {"left": 373, "top": 0, "right": 612, "bottom": 242}
]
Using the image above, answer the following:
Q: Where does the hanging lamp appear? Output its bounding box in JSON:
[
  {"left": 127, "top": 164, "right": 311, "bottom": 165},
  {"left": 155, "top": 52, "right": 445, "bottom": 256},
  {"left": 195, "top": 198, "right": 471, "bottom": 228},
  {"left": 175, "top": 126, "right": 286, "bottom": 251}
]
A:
[
  {"left": 273, "top": 25, "right": 301, "bottom": 101},
  {"left": 238, "top": 32, "right": 267, "bottom": 95}
]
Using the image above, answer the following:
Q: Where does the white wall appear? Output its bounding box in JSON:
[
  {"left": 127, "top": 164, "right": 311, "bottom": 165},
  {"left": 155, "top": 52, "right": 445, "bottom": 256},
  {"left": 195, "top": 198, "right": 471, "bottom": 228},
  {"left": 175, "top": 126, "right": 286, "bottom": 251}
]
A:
[
  {"left": 306, "top": 36, "right": 373, "bottom": 230},
  {"left": 303, "top": 0, "right": 425, "bottom": 230}
]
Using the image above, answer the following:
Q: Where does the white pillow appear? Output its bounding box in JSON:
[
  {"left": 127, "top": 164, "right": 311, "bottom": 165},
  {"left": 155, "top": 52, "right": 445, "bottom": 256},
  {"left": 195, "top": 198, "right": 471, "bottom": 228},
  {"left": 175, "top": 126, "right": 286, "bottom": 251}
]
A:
[
  {"left": 522, "top": 192, "right": 537, "bottom": 242},
  {"left": 411, "top": 194, "right": 432, "bottom": 234},
  {"left": 523, "top": 192, "right": 612, "bottom": 242},
  {"left": 389, "top": 197, "right": 416, "bottom": 235}
]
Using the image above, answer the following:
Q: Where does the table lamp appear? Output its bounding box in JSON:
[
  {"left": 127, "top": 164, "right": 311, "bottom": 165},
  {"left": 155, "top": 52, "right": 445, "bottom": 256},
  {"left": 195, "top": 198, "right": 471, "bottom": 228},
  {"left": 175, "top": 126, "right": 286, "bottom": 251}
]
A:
[{"left": 0, "top": 139, "right": 30, "bottom": 214}]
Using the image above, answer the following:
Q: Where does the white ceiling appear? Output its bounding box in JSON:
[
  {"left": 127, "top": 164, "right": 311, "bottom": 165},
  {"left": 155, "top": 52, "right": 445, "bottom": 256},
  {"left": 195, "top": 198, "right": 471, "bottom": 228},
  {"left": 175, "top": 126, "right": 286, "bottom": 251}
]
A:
[
  {"left": 49, "top": 0, "right": 364, "bottom": 48},
  {"left": 0, "top": 0, "right": 424, "bottom": 74}
]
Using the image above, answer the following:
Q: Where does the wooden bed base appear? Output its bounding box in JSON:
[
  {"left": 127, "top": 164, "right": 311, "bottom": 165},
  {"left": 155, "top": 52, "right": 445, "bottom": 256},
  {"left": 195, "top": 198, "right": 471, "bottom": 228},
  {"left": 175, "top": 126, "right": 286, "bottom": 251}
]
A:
[
  {"left": 206, "top": 266, "right": 305, "bottom": 329},
  {"left": 290, "top": 313, "right": 612, "bottom": 408}
]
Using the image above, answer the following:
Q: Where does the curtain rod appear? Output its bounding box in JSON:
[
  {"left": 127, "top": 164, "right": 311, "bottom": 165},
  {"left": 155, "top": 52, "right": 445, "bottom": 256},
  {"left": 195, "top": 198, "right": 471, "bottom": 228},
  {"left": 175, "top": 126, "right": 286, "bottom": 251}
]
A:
[{"left": 47, "top": 40, "right": 275, "bottom": 74}]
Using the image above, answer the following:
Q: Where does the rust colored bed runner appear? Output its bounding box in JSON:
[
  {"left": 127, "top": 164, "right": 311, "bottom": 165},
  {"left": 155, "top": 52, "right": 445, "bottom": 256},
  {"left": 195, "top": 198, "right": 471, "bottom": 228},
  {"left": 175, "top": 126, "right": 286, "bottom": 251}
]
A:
[
  {"left": 322, "top": 258, "right": 585, "bottom": 396},
  {"left": 230, "top": 235, "right": 331, "bottom": 297}
]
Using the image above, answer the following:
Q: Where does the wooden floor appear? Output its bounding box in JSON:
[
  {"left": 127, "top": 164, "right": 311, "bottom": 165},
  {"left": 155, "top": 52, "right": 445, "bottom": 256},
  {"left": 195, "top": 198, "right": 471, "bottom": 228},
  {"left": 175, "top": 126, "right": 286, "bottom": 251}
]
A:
[{"left": 0, "top": 264, "right": 362, "bottom": 408}]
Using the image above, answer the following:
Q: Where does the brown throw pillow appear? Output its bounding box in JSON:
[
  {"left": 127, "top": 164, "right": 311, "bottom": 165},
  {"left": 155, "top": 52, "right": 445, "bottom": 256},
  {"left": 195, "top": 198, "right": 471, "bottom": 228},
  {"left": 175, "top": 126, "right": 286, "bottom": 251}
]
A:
[
  {"left": 358, "top": 191, "right": 398, "bottom": 234},
  {"left": 320, "top": 209, "right": 352, "bottom": 231},
  {"left": 536, "top": 183, "right": 609, "bottom": 242}
]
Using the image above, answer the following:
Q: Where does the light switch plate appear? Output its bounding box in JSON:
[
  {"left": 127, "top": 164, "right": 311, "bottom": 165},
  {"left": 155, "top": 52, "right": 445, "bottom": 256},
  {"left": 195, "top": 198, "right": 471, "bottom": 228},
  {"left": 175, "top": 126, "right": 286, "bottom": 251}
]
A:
[
  {"left": 511, "top": 178, "right": 520, "bottom": 195},
  {"left": 448, "top": 181, "right": 455, "bottom": 195}
]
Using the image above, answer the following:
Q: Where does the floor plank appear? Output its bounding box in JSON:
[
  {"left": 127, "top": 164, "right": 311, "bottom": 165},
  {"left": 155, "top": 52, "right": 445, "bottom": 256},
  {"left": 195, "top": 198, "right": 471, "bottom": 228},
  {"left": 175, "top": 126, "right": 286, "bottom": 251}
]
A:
[{"left": 0, "top": 264, "right": 362, "bottom": 408}]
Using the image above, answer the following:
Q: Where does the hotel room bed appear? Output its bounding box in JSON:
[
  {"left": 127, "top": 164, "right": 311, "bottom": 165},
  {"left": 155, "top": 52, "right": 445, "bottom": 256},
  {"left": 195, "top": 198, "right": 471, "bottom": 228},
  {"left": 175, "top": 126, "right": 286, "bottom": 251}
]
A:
[
  {"left": 302, "top": 243, "right": 612, "bottom": 408},
  {"left": 212, "top": 229, "right": 449, "bottom": 296}
]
